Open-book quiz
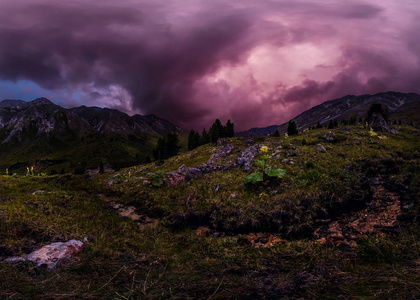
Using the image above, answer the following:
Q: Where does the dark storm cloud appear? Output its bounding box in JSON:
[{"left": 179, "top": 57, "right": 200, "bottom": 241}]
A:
[{"left": 0, "top": 0, "right": 418, "bottom": 130}]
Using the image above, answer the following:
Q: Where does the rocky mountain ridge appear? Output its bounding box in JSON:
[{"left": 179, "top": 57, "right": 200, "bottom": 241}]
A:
[
  {"left": 0, "top": 97, "right": 183, "bottom": 144},
  {"left": 238, "top": 91, "right": 420, "bottom": 136}
]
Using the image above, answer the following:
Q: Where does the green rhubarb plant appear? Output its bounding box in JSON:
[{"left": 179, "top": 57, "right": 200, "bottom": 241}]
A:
[{"left": 244, "top": 146, "right": 286, "bottom": 184}]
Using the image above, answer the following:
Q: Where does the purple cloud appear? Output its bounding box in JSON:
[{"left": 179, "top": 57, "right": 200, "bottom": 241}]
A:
[{"left": 0, "top": 0, "right": 419, "bottom": 131}]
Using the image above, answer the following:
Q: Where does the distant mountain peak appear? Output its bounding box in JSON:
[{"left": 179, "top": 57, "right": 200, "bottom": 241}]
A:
[
  {"left": 31, "top": 97, "right": 54, "bottom": 105},
  {"left": 237, "top": 91, "right": 420, "bottom": 136}
]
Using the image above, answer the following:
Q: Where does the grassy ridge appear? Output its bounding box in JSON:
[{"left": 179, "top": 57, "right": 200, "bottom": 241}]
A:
[{"left": 0, "top": 124, "right": 419, "bottom": 299}]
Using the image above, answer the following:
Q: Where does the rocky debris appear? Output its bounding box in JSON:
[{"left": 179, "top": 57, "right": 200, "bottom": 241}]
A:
[
  {"left": 281, "top": 158, "right": 294, "bottom": 165},
  {"left": 3, "top": 240, "right": 84, "bottom": 269},
  {"left": 314, "top": 176, "right": 401, "bottom": 248},
  {"left": 369, "top": 112, "right": 398, "bottom": 133},
  {"left": 216, "top": 138, "right": 228, "bottom": 146},
  {"left": 285, "top": 146, "right": 300, "bottom": 157},
  {"left": 207, "top": 144, "right": 235, "bottom": 164},
  {"left": 236, "top": 144, "right": 260, "bottom": 171},
  {"left": 238, "top": 233, "right": 287, "bottom": 248},
  {"left": 271, "top": 149, "right": 282, "bottom": 159},
  {"left": 98, "top": 194, "right": 157, "bottom": 225},
  {"left": 244, "top": 138, "right": 255, "bottom": 145},
  {"left": 165, "top": 163, "right": 233, "bottom": 185},
  {"left": 164, "top": 171, "right": 187, "bottom": 186},
  {"left": 317, "top": 144, "right": 327, "bottom": 153},
  {"left": 321, "top": 131, "right": 335, "bottom": 142},
  {"left": 188, "top": 167, "right": 203, "bottom": 178}
]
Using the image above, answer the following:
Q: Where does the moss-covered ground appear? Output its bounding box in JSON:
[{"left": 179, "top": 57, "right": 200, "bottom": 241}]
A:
[{"left": 1, "top": 124, "right": 419, "bottom": 299}]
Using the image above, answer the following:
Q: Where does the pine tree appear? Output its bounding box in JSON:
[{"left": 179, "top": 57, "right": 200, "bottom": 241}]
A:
[
  {"left": 152, "top": 132, "right": 180, "bottom": 160},
  {"left": 273, "top": 129, "right": 280, "bottom": 137},
  {"left": 201, "top": 128, "right": 210, "bottom": 145},
  {"left": 209, "top": 119, "right": 223, "bottom": 143},
  {"left": 225, "top": 119, "right": 234, "bottom": 137},
  {"left": 287, "top": 120, "right": 298, "bottom": 136},
  {"left": 188, "top": 130, "right": 199, "bottom": 150},
  {"left": 367, "top": 103, "right": 389, "bottom": 123},
  {"left": 316, "top": 122, "right": 322, "bottom": 129}
]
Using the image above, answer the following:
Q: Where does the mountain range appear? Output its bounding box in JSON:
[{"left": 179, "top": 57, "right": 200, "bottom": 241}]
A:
[
  {"left": 0, "top": 98, "right": 184, "bottom": 173},
  {"left": 237, "top": 91, "right": 420, "bottom": 137},
  {"left": 1, "top": 91, "right": 419, "bottom": 173}
]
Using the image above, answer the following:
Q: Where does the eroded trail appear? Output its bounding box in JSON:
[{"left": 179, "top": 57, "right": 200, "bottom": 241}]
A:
[{"left": 314, "top": 175, "right": 401, "bottom": 247}]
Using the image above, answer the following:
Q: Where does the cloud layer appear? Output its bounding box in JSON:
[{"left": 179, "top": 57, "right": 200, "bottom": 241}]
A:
[{"left": 0, "top": 0, "right": 419, "bottom": 130}]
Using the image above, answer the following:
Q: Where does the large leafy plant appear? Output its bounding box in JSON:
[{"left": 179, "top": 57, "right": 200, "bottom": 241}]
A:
[{"left": 245, "top": 146, "right": 286, "bottom": 184}]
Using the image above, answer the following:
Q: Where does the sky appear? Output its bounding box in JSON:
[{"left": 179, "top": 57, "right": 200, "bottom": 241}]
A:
[{"left": 0, "top": 0, "right": 419, "bottom": 131}]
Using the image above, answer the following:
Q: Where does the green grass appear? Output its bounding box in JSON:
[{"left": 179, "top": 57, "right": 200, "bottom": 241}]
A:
[{"left": 1, "top": 125, "right": 420, "bottom": 298}]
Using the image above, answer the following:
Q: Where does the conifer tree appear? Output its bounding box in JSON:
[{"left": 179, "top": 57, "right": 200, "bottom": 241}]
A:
[
  {"left": 225, "top": 119, "right": 234, "bottom": 137},
  {"left": 201, "top": 128, "right": 210, "bottom": 145},
  {"left": 287, "top": 120, "right": 298, "bottom": 136}
]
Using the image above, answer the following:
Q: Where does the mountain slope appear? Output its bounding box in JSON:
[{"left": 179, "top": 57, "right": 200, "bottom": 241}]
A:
[
  {"left": 238, "top": 91, "right": 420, "bottom": 136},
  {"left": 0, "top": 98, "right": 185, "bottom": 173}
]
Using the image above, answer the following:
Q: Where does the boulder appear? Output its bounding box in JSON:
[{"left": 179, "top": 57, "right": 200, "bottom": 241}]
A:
[
  {"left": 4, "top": 240, "right": 84, "bottom": 269},
  {"left": 369, "top": 112, "right": 397, "bottom": 133},
  {"left": 322, "top": 131, "right": 335, "bottom": 142},
  {"left": 237, "top": 144, "right": 260, "bottom": 171},
  {"left": 317, "top": 144, "right": 327, "bottom": 153}
]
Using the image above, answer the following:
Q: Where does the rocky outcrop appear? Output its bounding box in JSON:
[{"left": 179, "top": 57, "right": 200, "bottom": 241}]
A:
[
  {"left": 236, "top": 145, "right": 260, "bottom": 171},
  {"left": 368, "top": 112, "right": 398, "bottom": 133},
  {"left": 3, "top": 240, "right": 84, "bottom": 269},
  {"left": 207, "top": 144, "right": 235, "bottom": 164}
]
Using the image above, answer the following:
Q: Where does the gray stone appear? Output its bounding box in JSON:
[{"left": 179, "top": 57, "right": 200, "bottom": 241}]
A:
[
  {"left": 322, "top": 131, "right": 335, "bottom": 142},
  {"left": 4, "top": 240, "right": 84, "bottom": 269},
  {"left": 207, "top": 144, "right": 235, "bottom": 164},
  {"left": 188, "top": 167, "right": 203, "bottom": 178},
  {"left": 317, "top": 144, "right": 327, "bottom": 153},
  {"left": 236, "top": 157, "right": 245, "bottom": 165},
  {"left": 176, "top": 164, "right": 189, "bottom": 176},
  {"left": 237, "top": 144, "right": 260, "bottom": 171},
  {"left": 369, "top": 112, "right": 397, "bottom": 133}
]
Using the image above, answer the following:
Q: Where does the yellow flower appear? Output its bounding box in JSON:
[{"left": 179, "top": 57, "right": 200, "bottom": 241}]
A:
[{"left": 260, "top": 146, "right": 268, "bottom": 153}]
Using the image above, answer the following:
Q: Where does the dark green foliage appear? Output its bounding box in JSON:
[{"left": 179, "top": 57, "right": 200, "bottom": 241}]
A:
[
  {"left": 287, "top": 119, "right": 299, "bottom": 136},
  {"left": 367, "top": 103, "right": 389, "bottom": 123},
  {"left": 316, "top": 122, "right": 322, "bottom": 129},
  {"left": 209, "top": 119, "right": 224, "bottom": 143},
  {"left": 225, "top": 119, "right": 234, "bottom": 137},
  {"left": 208, "top": 119, "right": 235, "bottom": 143},
  {"left": 350, "top": 115, "right": 358, "bottom": 125},
  {"left": 200, "top": 128, "right": 210, "bottom": 145},
  {"left": 188, "top": 130, "right": 201, "bottom": 150},
  {"left": 153, "top": 132, "right": 181, "bottom": 160},
  {"left": 99, "top": 162, "right": 104, "bottom": 174},
  {"left": 328, "top": 120, "right": 339, "bottom": 129},
  {"left": 273, "top": 129, "right": 280, "bottom": 137}
]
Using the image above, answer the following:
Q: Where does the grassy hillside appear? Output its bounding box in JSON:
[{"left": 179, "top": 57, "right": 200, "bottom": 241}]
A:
[
  {"left": 0, "top": 130, "right": 160, "bottom": 174},
  {"left": 0, "top": 124, "right": 419, "bottom": 299}
]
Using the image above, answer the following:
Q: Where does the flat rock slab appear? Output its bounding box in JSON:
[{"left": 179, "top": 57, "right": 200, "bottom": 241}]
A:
[{"left": 4, "top": 240, "right": 84, "bottom": 269}]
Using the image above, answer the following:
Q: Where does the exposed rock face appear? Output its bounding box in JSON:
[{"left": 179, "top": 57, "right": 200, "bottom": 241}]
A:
[
  {"left": 165, "top": 163, "right": 233, "bottom": 185},
  {"left": 0, "top": 98, "right": 184, "bottom": 144},
  {"left": 236, "top": 91, "right": 420, "bottom": 137},
  {"left": 368, "top": 112, "right": 397, "bottom": 133},
  {"left": 3, "top": 240, "right": 84, "bottom": 269},
  {"left": 236, "top": 145, "right": 260, "bottom": 171},
  {"left": 207, "top": 144, "right": 235, "bottom": 164}
]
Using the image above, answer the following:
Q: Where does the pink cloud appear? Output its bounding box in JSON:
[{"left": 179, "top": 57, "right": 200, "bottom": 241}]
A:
[{"left": 0, "top": 0, "right": 419, "bottom": 131}]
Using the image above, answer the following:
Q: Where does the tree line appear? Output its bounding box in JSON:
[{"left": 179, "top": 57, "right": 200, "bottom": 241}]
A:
[{"left": 188, "top": 119, "right": 234, "bottom": 150}]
